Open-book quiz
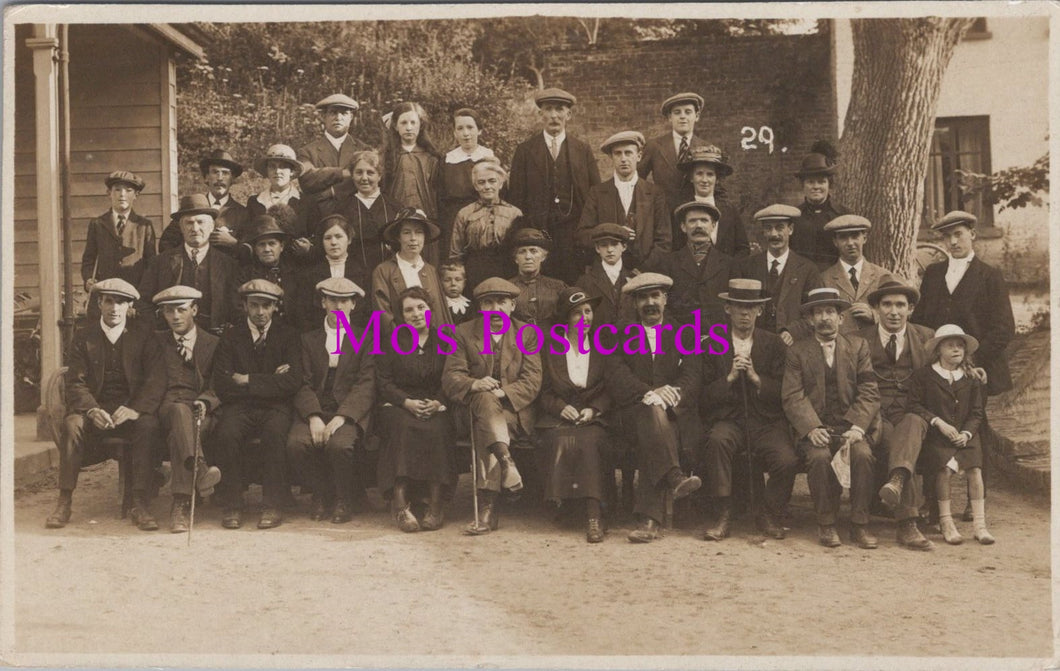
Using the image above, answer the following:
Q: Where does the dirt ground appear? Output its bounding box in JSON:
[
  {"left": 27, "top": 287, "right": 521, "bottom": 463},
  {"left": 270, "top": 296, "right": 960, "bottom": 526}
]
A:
[{"left": 8, "top": 462, "right": 1055, "bottom": 665}]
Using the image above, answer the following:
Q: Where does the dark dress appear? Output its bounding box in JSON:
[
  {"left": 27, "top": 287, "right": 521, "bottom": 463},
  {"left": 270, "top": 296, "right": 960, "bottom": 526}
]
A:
[
  {"left": 375, "top": 330, "right": 457, "bottom": 495},
  {"left": 536, "top": 343, "right": 611, "bottom": 503},
  {"left": 908, "top": 364, "right": 985, "bottom": 472},
  {"left": 791, "top": 197, "right": 851, "bottom": 270},
  {"left": 336, "top": 191, "right": 403, "bottom": 281}
]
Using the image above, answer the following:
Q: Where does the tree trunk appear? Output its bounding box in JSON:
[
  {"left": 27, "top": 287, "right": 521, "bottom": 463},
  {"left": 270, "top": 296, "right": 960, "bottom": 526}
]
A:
[{"left": 839, "top": 18, "right": 973, "bottom": 278}]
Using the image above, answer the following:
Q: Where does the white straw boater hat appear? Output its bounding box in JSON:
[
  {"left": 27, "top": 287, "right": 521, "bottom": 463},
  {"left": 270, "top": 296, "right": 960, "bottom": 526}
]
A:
[
  {"left": 925, "top": 323, "right": 979, "bottom": 355},
  {"left": 799, "top": 287, "right": 851, "bottom": 315}
]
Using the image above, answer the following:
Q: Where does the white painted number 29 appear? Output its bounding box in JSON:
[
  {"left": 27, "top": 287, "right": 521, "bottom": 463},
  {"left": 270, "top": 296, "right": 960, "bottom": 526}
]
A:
[{"left": 741, "top": 126, "right": 775, "bottom": 154}]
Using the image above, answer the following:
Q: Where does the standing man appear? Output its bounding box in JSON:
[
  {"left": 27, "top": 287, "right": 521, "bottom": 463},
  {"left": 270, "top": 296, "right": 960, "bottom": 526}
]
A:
[
  {"left": 912, "top": 211, "right": 1015, "bottom": 397},
  {"left": 576, "top": 130, "right": 671, "bottom": 271},
  {"left": 46, "top": 279, "right": 164, "bottom": 531},
  {"left": 508, "top": 88, "right": 600, "bottom": 283},
  {"left": 859, "top": 277, "right": 935, "bottom": 550},
  {"left": 604, "top": 273, "right": 702, "bottom": 543},
  {"left": 782, "top": 288, "right": 880, "bottom": 549},
  {"left": 700, "top": 279, "right": 797, "bottom": 541},
  {"left": 151, "top": 286, "right": 224, "bottom": 533},
  {"left": 209, "top": 280, "right": 303, "bottom": 530},
  {"left": 649, "top": 201, "right": 731, "bottom": 327},
  {"left": 297, "top": 94, "right": 372, "bottom": 217},
  {"left": 731, "top": 204, "right": 822, "bottom": 344},
  {"left": 442, "top": 278, "right": 542, "bottom": 533},
  {"left": 160, "top": 150, "right": 250, "bottom": 255},
  {"left": 138, "top": 194, "right": 240, "bottom": 335},
  {"left": 819, "top": 214, "right": 888, "bottom": 334},
  {"left": 638, "top": 92, "right": 709, "bottom": 222}
]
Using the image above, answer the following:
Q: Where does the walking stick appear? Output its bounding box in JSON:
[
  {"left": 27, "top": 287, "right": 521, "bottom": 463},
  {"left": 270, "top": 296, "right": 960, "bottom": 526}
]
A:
[
  {"left": 463, "top": 406, "right": 485, "bottom": 535},
  {"left": 188, "top": 413, "right": 201, "bottom": 547},
  {"left": 739, "top": 371, "right": 757, "bottom": 521}
]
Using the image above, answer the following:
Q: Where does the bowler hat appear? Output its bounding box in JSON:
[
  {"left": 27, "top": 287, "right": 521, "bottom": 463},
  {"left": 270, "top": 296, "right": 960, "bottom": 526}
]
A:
[
  {"left": 660, "top": 92, "right": 704, "bottom": 116},
  {"left": 91, "top": 277, "right": 139, "bottom": 301},
  {"left": 866, "top": 275, "right": 920, "bottom": 307},
  {"left": 314, "top": 93, "right": 360, "bottom": 111},
  {"left": 718, "top": 278, "right": 771, "bottom": 304},
  {"left": 473, "top": 277, "right": 521, "bottom": 300},
  {"left": 677, "top": 145, "right": 733, "bottom": 177},
  {"left": 105, "top": 170, "right": 145, "bottom": 192},
  {"left": 198, "top": 150, "right": 244, "bottom": 179},
  {"left": 243, "top": 215, "right": 291, "bottom": 245},
  {"left": 622, "top": 272, "right": 673, "bottom": 296},
  {"left": 253, "top": 144, "right": 303, "bottom": 177},
  {"left": 931, "top": 210, "right": 977, "bottom": 233},
  {"left": 799, "top": 287, "right": 851, "bottom": 315},
  {"left": 795, "top": 152, "right": 837, "bottom": 179},
  {"left": 171, "top": 194, "right": 219, "bottom": 221},
  {"left": 674, "top": 201, "right": 721, "bottom": 224},
  {"left": 600, "top": 130, "right": 645, "bottom": 155},
  {"left": 925, "top": 323, "right": 980, "bottom": 356},
  {"left": 383, "top": 208, "right": 441, "bottom": 243},
  {"left": 553, "top": 286, "right": 601, "bottom": 321},
  {"left": 534, "top": 88, "right": 576, "bottom": 108},
  {"left": 152, "top": 285, "right": 202, "bottom": 306},
  {"left": 238, "top": 279, "right": 284, "bottom": 301}
]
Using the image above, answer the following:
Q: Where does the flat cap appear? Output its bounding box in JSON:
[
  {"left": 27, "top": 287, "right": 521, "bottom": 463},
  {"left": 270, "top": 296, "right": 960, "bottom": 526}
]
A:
[
  {"left": 866, "top": 275, "right": 920, "bottom": 307},
  {"left": 383, "top": 208, "right": 441, "bottom": 243},
  {"left": 800, "top": 287, "right": 851, "bottom": 315},
  {"left": 171, "top": 193, "right": 219, "bottom": 221},
  {"left": 507, "top": 226, "right": 552, "bottom": 251},
  {"left": 316, "top": 277, "right": 365, "bottom": 298},
  {"left": 253, "top": 144, "right": 303, "bottom": 177},
  {"left": 600, "top": 130, "right": 645, "bottom": 154},
  {"left": 534, "top": 88, "right": 576, "bottom": 108},
  {"left": 152, "top": 285, "right": 202, "bottom": 306},
  {"left": 754, "top": 204, "right": 802, "bottom": 223},
  {"left": 622, "top": 272, "right": 673, "bottom": 295},
  {"left": 823, "top": 214, "right": 872, "bottom": 234},
  {"left": 238, "top": 279, "right": 284, "bottom": 301},
  {"left": 932, "top": 210, "right": 977, "bottom": 232},
  {"left": 243, "top": 214, "right": 291, "bottom": 245},
  {"left": 678, "top": 145, "right": 733, "bottom": 176},
  {"left": 91, "top": 277, "right": 139, "bottom": 301},
  {"left": 473, "top": 277, "right": 521, "bottom": 300},
  {"left": 674, "top": 200, "right": 721, "bottom": 223},
  {"left": 660, "top": 92, "right": 704, "bottom": 116},
  {"left": 198, "top": 149, "right": 243, "bottom": 178},
  {"left": 590, "top": 222, "right": 632, "bottom": 244},
  {"left": 718, "top": 278, "right": 771, "bottom": 304},
  {"left": 105, "top": 170, "right": 145, "bottom": 192},
  {"left": 315, "top": 93, "right": 360, "bottom": 111}
]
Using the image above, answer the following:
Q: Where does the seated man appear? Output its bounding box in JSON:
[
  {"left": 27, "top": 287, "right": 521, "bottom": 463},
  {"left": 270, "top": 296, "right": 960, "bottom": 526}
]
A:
[
  {"left": 46, "top": 279, "right": 164, "bottom": 531},
  {"left": 209, "top": 279, "right": 302, "bottom": 530},
  {"left": 287, "top": 278, "right": 375, "bottom": 524},
  {"left": 649, "top": 201, "right": 731, "bottom": 326},
  {"left": 152, "top": 285, "right": 224, "bottom": 533},
  {"left": 442, "top": 278, "right": 542, "bottom": 534},
  {"left": 701, "top": 279, "right": 797, "bottom": 541},
  {"left": 820, "top": 214, "right": 888, "bottom": 334},
  {"left": 604, "top": 272, "right": 702, "bottom": 543},
  {"left": 575, "top": 223, "right": 636, "bottom": 327},
  {"left": 782, "top": 288, "right": 880, "bottom": 549}
]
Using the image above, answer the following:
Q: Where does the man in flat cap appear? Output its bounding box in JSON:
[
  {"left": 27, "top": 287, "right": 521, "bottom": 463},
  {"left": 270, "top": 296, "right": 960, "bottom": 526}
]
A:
[
  {"left": 639, "top": 92, "right": 711, "bottom": 222},
  {"left": 152, "top": 285, "right": 224, "bottom": 533},
  {"left": 507, "top": 227, "right": 567, "bottom": 326},
  {"left": 700, "top": 279, "right": 797, "bottom": 541},
  {"left": 576, "top": 130, "right": 671, "bottom": 272},
  {"left": 138, "top": 194, "right": 240, "bottom": 335},
  {"left": 287, "top": 277, "right": 375, "bottom": 524},
  {"left": 731, "top": 204, "right": 822, "bottom": 345},
  {"left": 209, "top": 279, "right": 303, "bottom": 530},
  {"left": 649, "top": 201, "right": 732, "bottom": 327},
  {"left": 297, "top": 94, "right": 372, "bottom": 217},
  {"left": 442, "top": 278, "right": 542, "bottom": 534},
  {"left": 859, "top": 277, "right": 936, "bottom": 550},
  {"left": 508, "top": 88, "right": 601, "bottom": 283},
  {"left": 46, "top": 279, "right": 165, "bottom": 531},
  {"left": 912, "top": 211, "right": 1014, "bottom": 397},
  {"left": 782, "top": 288, "right": 880, "bottom": 549},
  {"left": 575, "top": 223, "right": 636, "bottom": 327},
  {"left": 81, "top": 171, "right": 156, "bottom": 320},
  {"left": 238, "top": 214, "right": 303, "bottom": 328},
  {"left": 160, "top": 150, "right": 251, "bottom": 257},
  {"left": 819, "top": 214, "right": 888, "bottom": 334},
  {"left": 604, "top": 272, "right": 702, "bottom": 543}
]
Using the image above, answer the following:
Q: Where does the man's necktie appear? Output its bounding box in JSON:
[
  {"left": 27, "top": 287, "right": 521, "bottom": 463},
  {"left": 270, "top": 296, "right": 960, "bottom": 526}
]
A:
[
  {"left": 767, "top": 259, "right": 780, "bottom": 294},
  {"left": 886, "top": 333, "right": 897, "bottom": 364},
  {"left": 549, "top": 136, "right": 559, "bottom": 161},
  {"left": 177, "top": 335, "right": 192, "bottom": 363},
  {"left": 189, "top": 248, "right": 199, "bottom": 269},
  {"left": 253, "top": 331, "right": 266, "bottom": 353},
  {"left": 116, "top": 214, "right": 126, "bottom": 237},
  {"left": 823, "top": 342, "right": 834, "bottom": 368},
  {"left": 849, "top": 266, "right": 859, "bottom": 293},
  {"left": 678, "top": 136, "right": 690, "bottom": 165}
]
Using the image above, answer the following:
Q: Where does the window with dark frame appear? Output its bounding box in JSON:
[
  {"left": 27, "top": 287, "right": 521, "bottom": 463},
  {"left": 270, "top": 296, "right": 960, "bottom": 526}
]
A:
[{"left": 923, "top": 115, "right": 994, "bottom": 228}]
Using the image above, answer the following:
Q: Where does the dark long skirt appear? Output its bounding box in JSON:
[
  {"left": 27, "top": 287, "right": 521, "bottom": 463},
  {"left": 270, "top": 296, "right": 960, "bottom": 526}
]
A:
[
  {"left": 924, "top": 435, "right": 983, "bottom": 473},
  {"left": 376, "top": 405, "right": 457, "bottom": 497},
  {"left": 539, "top": 423, "right": 608, "bottom": 503}
]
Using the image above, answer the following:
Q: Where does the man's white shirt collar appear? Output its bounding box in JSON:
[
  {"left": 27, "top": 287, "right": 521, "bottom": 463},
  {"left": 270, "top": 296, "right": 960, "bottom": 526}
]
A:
[
  {"left": 325, "top": 132, "right": 348, "bottom": 151},
  {"left": 100, "top": 319, "right": 126, "bottom": 345},
  {"left": 672, "top": 130, "right": 692, "bottom": 154},
  {"left": 603, "top": 258, "right": 623, "bottom": 284},
  {"left": 248, "top": 319, "right": 271, "bottom": 341},
  {"left": 185, "top": 243, "right": 210, "bottom": 261},
  {"left": 544, "top": 130, "right": 566, "bottom": 148},
  {"left": 208, "top": 194, "right": 230, "bottom": 209},
  {"left": 766, "top": 248, "right": 790, "bottom": 273},
  {"left": 840, "top": 258, "right": 864, "bottom": 276},
  {"left": 173, "top": 326, "right": 197, "bottom": 350}
]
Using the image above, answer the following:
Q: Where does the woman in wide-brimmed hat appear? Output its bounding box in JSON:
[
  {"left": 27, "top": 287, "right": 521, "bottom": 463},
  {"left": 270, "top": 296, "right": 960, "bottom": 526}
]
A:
[
  {"left": 676, "top": 145, "right": 750, "bottom": 257},
  {"left": 535, "top": 286, "right": 611, "bottom": 543},
  {"left": 370, "top": 208, "right": 451, "bottom": 331},
  {"left": 248, "top": 144, "right": 313, "bottom": 263},
  {"left": 790, "top": 140, "right": 852, "bottom": 270}
]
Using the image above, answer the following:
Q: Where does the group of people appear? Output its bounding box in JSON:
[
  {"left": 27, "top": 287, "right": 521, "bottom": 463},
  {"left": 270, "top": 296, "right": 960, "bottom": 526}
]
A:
[{"left": 51, "top": 88, "right": 1016, "bottom": 550}]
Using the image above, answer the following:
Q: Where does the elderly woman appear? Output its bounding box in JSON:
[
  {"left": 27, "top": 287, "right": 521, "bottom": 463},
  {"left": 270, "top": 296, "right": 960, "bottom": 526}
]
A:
[
  {"left": 248, "top": 144, "right": 313, "bottom": 263},
  {"left": 371, "top": 208, "right": 450, "bottom": 331},
  {"left": 439, "top": 108, "right": 496, "bottom": 250},
  {"left": 376, "top": 287, "right": 457, "bottom": 532},
  {"left": 676, "top": 145, "right": 750, "bottom": 257},
  {"left": 448, "top": 160, "right": 523, "bottom": 290},
  {"left": 506, "top": 227, "right": 567, "bottom": 325},
  {"left": 790, "top": 141, "right": 852, "bottom": 270},
  {"left": 536, "top": 287, "right": 611, "bottom": 543}
]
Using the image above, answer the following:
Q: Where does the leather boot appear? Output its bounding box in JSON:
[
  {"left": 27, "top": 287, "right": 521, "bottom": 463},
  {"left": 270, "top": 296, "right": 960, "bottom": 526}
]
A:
[
  {"left": 755, "top": 512, "right": 786, "bottom": 540},
  {"left": 850, "top": 523, "right": 878, "bottom": 550},
  {"left": 45, "top": 492, "right": 73, "bottom": 529},
  {"left": 667, "top": 469, "right": 702, "bottom": 499},
  {"left": 586, "top": 517, "right": 604, "bottom": 543},
  {"left": 628, "top": 517, "right": 661, "bottom": 543},
  {"left": 193, "top": 458, "right": 222, "bottom": 497},
  {"left": 896, "top": 518, "right": 933, "bottom": 550},
  {"left": 170, "top": 497, "right": 191, "bottom": 534},
  {"left": 129, "top": 493, "right": 159, "bottom": 531},
  {"left": 878, "top": 469, "right": 908, "bottom": 509},
  {"left": 703, "top": 498, "right": 732, "bottom": 541},
  {"left": 818, "top": 524, "right": 841, "bottom": 548},
  {"left": 331, "top": 499, "right": 352, "bottom": 524}
]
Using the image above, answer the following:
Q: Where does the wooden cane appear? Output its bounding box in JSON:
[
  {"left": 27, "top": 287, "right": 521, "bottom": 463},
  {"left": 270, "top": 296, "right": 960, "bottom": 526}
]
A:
[
  {"left": 739, "top": 371, "right": 758, "bottom": 521},
  {"left": 467, "top": 406, "right": 481, "bottom": 533},
  {"left": 188, "top": 413, "right": 201, "bottom": 547}
]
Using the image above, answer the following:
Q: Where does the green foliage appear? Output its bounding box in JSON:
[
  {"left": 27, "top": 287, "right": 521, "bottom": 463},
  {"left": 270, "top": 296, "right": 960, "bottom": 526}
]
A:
[{"left": 957, "top": 152, "right": 1049, "bottom": 213}]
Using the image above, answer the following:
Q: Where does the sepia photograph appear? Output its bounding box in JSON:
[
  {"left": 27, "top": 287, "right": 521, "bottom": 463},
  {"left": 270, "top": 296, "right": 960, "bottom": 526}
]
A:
[{"left": 1, "top": 2, "right": 1054, "bottom": 668}]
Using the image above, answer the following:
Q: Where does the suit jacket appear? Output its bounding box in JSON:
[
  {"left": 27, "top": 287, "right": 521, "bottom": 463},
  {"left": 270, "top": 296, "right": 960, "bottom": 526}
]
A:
[
  {"left": 65, "top": 321, "right": 166, "bottom": 416},
  {"left": 292, "top": 327, "right": 375, "bottom": 434},
  {"left": 603, "top": 320, "right": 701, "bottom": 412},
  {"left": 536, "top": 347, "right": 611, "bottom": 429},
  {"left": 158, "top": 198, "right": 251, "bottom": 256},
  {"left": 155, "top": 328, "right": 221, "bottom": 411},
  {"left": 80, "top": 210, "right": 156, "bottom": 287},
  {"left": 637, "top": 132, "right": 709, "bottom": 217},
  {"left": 821, "top": 259, "right": 888, "bottom": 334},
  {"left": 731, "top": 250, "right": 821, "bottom": 340},
  {"left": 649, "top": 246, "right": 732, "bottom": 326},
  {"left": 700, "top": 327, "right": 787, "bottom": 426},
  {"left": 908, "top": 364, "right": 985, "bottom": 449},
  {"left": 370, "top": 257, "right": 451, "bottom": 331},
  {"left": 575, "top": 178, "right": 671, "bottom": 269},
  {"left": 213, "top": 319, "right": 303, "bottom": 409},
  {"left": 576, "top": 261, "right": 635, "bottom": 327},
  {"left": 508, "top": 131, "right": 600, "bottom": 228},
  {"left": 441, "top": 317, "right": 542, "bottom": 430},
  {"left": 297, "top": 135, "right": 372, "bottom": 172},
  {"left": 857, "top": 323, "right": 934, "bottom": 379},
  {"left": 911, "top": 256, "right": 1014, "bottom": 395},
  {"left": 137, "top": 246, "right": 239, "bottom": 332},
  {"left": 782, "top": 333, "right": 880, "bottom": 439}
]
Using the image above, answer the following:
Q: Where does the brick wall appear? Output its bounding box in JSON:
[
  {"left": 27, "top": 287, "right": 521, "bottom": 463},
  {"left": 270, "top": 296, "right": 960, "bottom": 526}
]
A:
[{"left": 543, "top": 29, "right": 837, "bottom": 224}]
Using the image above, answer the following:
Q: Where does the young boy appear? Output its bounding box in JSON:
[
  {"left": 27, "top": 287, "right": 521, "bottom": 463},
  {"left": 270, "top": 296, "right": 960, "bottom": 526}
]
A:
[
  {"left": 639, "top": 92, "right": 710, "bottom": 219},
  {"left": 440, "top": 259, "right": 473, "bottom": 325},
  {"left": 575, "top": 223, "right": 636, "bottom": 327}
]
